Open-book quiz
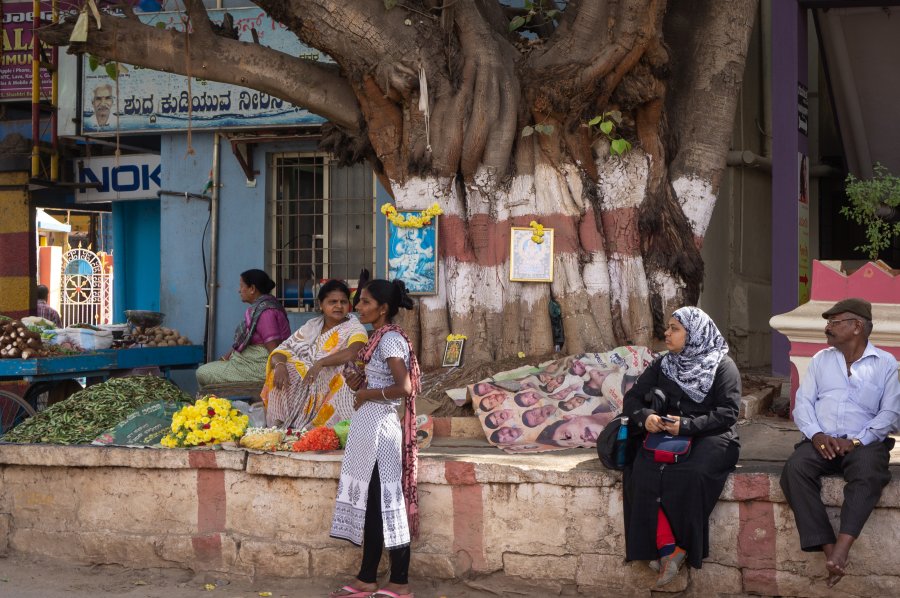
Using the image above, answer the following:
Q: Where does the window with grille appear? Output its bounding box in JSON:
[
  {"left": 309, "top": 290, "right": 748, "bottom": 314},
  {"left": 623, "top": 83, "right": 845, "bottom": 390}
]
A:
[{"left": 269, "top": 154, "right": 376, "bottom": 310}]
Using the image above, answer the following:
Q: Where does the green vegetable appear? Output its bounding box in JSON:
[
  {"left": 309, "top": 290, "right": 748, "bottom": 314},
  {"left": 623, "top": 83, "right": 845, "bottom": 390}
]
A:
[{"left": 1, "top": 376, "right": 191, "bottom": 444}]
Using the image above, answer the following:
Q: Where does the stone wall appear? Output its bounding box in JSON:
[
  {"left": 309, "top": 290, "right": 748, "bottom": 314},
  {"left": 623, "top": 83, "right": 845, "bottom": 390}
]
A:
[{"left": 1, "top": 445, "right": 898, "bottom": 597}]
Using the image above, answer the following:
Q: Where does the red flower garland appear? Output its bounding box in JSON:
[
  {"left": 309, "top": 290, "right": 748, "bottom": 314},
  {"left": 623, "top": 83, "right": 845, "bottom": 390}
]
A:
[{"left": 291, "top": 426, "right": 340, "bottom": 452}]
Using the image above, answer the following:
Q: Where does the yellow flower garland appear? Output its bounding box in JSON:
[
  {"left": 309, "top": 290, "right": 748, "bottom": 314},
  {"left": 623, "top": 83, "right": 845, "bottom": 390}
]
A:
[
  {"left": 381, "top": 202, "right": 444, "bottom": 228},
  {"left": 529, "top": 220, "right": 545, "bottom": 244},
  {"left": 446, "top": 333, "right": 467, "bottom": 341}
]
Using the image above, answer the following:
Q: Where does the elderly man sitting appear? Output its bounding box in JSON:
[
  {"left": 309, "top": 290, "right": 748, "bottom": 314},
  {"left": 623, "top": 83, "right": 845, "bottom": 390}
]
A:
[{"left": 780, "top": 298, "right": 900, "bottom": 587}]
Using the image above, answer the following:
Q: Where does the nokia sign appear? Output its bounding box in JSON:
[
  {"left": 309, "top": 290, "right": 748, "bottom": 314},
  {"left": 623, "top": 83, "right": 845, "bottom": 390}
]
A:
[{"left": 76, "top": 154, "right": 162, "bottom": 203}]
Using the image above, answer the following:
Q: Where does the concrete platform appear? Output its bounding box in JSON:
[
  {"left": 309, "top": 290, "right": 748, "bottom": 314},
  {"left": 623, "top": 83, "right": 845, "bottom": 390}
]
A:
[{"left": 1, "top": 419, "right": 899, "bottom": 597}]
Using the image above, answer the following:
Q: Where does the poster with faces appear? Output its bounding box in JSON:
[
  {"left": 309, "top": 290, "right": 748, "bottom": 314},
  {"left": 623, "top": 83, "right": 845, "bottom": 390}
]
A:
[{"left": 471, "top": 347, "right": 656, "bottom": 453}]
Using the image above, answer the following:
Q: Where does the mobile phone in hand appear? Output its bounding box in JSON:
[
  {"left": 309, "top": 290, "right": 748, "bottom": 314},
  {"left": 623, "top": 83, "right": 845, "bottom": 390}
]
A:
[{"left": 659, "top": 415, "right": 677, "bottom": 424}]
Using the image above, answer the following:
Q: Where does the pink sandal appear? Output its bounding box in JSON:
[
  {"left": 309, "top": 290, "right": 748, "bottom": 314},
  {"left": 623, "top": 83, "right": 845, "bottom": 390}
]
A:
[
  {"left": 371, "top": 590, "right": 414, "bottom": 598},
  {"left": 328, "top": 585, "right": 374, "bottom": 598}
]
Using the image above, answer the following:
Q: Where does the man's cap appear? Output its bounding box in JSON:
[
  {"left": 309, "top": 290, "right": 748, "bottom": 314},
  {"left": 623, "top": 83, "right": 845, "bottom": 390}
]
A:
[{"left": 821, "top": 297, "right": 872, "bottom": 321}]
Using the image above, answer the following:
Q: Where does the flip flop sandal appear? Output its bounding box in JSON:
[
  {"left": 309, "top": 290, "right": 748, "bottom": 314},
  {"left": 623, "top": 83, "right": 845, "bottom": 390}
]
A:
[
  {"left": 371, "top": 590, "right": 414, "bottom": 598},
  {"left": 328, "top": 585, "right": 374, "bottom": 598}
]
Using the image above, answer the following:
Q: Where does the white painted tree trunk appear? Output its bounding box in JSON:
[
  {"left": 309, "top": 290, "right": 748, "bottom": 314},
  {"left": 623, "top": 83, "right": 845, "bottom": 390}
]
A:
[{"left": 387, "top": 149, "right": 715, "bottom": 369}]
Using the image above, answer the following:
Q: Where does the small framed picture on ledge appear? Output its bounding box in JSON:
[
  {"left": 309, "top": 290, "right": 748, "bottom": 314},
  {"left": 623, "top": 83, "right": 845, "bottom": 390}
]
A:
[{"left": 442, "top": 338, "right": 465, "bottom": 368}]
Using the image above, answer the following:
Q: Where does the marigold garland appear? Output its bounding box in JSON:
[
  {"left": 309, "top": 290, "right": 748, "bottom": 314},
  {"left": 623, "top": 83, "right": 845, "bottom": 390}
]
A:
[
  {"left": 292, "top": 426, "right": 341, "bottom": 452},
  {"left": 161, "top": 396, "right": 248, "bottom": 448},
  {"left": 381, "top": 202, "right": 443, "bottom": 228},
  {"left": 446, "top": 333, "right": 467, "bottom": 341},
  {"left": 529, "top": 220, "right": 546, "bottom": 244}
]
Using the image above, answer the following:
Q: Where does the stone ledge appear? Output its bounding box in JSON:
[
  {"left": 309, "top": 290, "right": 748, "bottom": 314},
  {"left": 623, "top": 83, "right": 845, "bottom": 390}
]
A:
[
  {"left": 3, "top": 443, "right": 899, "bottom": 508},
  {"left": 0, "top": 444, "right": 246, "bottom": 471}
]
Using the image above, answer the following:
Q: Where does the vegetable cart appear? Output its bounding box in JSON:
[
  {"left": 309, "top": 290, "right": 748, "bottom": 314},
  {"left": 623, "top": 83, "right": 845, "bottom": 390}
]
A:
[{"left": 0, "top": 345, "right": 204, "bottom": 435}]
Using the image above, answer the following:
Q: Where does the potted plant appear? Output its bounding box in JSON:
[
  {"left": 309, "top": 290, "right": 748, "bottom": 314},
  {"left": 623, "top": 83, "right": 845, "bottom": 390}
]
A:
[{"left": 841, "top": 163, "right": 900, "bottom": 262}]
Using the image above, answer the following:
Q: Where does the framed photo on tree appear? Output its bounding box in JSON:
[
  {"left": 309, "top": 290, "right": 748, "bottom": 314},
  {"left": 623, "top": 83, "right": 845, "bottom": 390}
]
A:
[
  {"left": 442, "top": 338, "right": 464, "bottom": 367},
  {"left": 509, "top": 227, "right": 554, "bottom": 282},
  {"left": 386, "top": 214, "right": 439, "bottom": 295}
]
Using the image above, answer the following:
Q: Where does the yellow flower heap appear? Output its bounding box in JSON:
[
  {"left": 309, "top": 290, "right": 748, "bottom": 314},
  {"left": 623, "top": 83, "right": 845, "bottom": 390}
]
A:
[
  {"left": 161, "top": 396, "right": 248, "bottom": 448},
  {"left": 381, "top": 202, "right": 443, "bottom": 228}
]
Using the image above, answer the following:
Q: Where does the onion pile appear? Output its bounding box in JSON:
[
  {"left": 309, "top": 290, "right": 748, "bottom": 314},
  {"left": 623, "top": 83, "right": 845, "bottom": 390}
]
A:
[{"left": 133, "top": 326, "right": 192, "bottom": 347}]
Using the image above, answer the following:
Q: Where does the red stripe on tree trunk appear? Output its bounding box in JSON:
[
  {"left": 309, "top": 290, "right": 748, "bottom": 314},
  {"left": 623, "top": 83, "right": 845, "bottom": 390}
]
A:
[
  {"left": 438, "top": 210, "right": 605, "bottom": 266},
  {"left": 598, "top": 207, "right": 641, "bottom": 256},
  {"left": 190, "top": 450, "right": 226, "bottom": 563}
]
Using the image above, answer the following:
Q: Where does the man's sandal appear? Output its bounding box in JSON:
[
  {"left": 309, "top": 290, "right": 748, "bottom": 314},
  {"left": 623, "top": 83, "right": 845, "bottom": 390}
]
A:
[{"left": 328, "top": 585, "right": 374, "bottom": 598}]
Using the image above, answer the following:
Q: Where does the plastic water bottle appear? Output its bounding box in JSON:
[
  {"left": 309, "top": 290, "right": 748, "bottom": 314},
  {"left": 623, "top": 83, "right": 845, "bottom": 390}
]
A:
[{"left": 615, "top": 416, "right": 629, "bottom": 467}]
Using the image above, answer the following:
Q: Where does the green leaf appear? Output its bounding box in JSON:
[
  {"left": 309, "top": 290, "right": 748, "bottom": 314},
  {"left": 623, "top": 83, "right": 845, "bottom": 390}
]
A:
[
  {"left": 104, "top": 62, "right": 118, "bottom": 81},
  {"left": 546, "top": 9, "right": 559, "bottom": 19},
  {"left": 587, "top": 115, "right": 603, "bottom": 127},
  {"left": 155, "top": 22, "right": 167, "bottom": 30},
  {"left": 88, "top": 54, "right": 99, "bottom": 72},
  {"left": 599, "top": 121, "right": 613, "bottom": 135},
  {"left": 521, "top": 125, "right": 535, "bottom": 137},
  {"left": 535, "top": 124, "right": 554, "bottom": 136},
  {"left": 509, "top": 15, "right": 527, "bottom": 31},
  {"left": 610, "top": 138, "right": 628, "bottom": 156},
  {"left": 384, "top": 0, "right": 398, "bottom": 9}
]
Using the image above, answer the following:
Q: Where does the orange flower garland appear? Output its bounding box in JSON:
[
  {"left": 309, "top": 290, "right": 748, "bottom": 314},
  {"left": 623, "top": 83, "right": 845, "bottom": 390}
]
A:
[{"left": 292, "top": 426, "right": 341, "bottom": 452}]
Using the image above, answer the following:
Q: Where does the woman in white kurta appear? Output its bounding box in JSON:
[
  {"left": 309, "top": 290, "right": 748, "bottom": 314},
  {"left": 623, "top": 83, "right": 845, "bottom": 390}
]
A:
[{"left": 329, "top": 278, "right": 420, "bottom": 598}]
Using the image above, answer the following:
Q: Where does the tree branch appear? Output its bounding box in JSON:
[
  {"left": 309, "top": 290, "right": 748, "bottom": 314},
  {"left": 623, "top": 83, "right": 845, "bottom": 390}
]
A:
[
  {"left": 255, "top": 0, "right": 452, "bottom": 101},
  {"left": 183, "top": 0, "right": 214, "bottom": 38},
  {"left": 39, "top": 13, "right": 363, "bottom": 132}
]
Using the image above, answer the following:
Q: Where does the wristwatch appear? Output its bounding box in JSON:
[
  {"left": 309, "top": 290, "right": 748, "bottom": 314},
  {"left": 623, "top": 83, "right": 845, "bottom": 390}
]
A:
[{"left": 851, "top": 438, "right": 862, "bottom": 448}]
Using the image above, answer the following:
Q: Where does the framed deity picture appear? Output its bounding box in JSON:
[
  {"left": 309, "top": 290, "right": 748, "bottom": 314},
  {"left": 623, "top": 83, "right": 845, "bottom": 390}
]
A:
[
  {"left": 442, "top": 338, "right": 465, "bottom": 367},
  {"left": 509, "top": 227, "right": 554, "bottom": 282},
  {"left": 387, "top": 214, "right": 439, "bottom": 295}
]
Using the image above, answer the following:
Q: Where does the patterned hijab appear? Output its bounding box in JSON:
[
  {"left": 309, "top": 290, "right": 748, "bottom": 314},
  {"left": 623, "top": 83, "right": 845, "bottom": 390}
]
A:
[{"left": 660, "top": 306, "right": 729, "bottom": 403}]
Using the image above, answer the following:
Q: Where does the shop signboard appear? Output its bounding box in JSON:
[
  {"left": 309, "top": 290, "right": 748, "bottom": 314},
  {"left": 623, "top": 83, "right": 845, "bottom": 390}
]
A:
[
  {"left": 0, "top": 1, "right": 62, "bottom": 100},
  {"left": 75, "top": 154, "right": 161, "bottom": 203},
  {"left": 81, "top": 7, "right": 329, "bottom": 134}
]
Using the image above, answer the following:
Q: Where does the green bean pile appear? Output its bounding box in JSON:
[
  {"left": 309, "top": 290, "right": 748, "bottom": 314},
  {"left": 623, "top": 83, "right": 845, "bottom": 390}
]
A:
[{"left": 1, "top": 376, "right": 191, "bottom": 444}]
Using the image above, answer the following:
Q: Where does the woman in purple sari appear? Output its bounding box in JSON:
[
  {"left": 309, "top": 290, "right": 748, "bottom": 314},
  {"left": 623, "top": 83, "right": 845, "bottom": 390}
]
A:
[{"left": 196, "top": 269, "right": 291, "bottom": 387}]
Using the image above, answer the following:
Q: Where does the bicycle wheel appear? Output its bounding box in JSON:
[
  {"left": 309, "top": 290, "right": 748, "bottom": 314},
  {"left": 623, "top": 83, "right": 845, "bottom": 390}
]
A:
[{"left": 0, "top": 390, "right": 36, "bottom": 437}]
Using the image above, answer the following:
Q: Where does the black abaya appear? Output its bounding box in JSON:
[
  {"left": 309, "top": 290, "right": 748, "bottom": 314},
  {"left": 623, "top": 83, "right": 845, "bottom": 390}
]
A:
[{"left": 622, "top": 356, "right": 741, "bottom": 569}]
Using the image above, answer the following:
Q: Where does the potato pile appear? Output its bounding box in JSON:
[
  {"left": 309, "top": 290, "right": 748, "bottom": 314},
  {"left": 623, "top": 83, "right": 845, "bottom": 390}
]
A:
[
  {"left": 133, "top": 326, "right": 192, "bottom": 347},
  {"left": 0, "top": 318, "right": 49, "bottom": 359}
]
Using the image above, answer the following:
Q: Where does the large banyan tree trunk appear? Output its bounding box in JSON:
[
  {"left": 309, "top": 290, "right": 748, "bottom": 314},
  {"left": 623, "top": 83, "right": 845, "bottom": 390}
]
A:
[{"left": 43, "top": 0, "right": 758, "bottom": 369}]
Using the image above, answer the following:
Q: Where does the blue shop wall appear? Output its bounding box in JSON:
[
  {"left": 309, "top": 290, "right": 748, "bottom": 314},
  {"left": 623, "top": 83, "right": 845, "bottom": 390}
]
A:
[
  {"left": 159, "top": 131, "right": 393, "bottom": 393},
  {"left": 112, "top": 200, "right": 161, "bottom": 322}
]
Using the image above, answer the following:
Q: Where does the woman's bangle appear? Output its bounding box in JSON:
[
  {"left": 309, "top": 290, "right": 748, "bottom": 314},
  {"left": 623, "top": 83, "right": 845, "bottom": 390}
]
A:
[{"left": 381, "top": 387, "right": 388, "bottom": 401}]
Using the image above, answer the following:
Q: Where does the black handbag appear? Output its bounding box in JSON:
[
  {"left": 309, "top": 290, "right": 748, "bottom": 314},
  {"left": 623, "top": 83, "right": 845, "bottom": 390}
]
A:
[{"left": 597, "top": 415, "right": 635, "bottom": 470}]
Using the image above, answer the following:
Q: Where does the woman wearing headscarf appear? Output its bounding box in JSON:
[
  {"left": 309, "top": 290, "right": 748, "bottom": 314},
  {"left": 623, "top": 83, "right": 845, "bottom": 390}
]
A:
[
  {"left": 329, "top": 276, "right": 420, "bottom": 598},
  {"left": 196, "top": 269, "right": 291, "bottom": 387},
  {"left": 621, "top": 306, "right": 741, "bottom": 587}
]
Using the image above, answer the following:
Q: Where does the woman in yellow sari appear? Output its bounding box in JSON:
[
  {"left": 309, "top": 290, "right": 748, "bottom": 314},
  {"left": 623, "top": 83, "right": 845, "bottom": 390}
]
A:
[{"left": 263, "top": 280, "right": 368, "bottom": 429}]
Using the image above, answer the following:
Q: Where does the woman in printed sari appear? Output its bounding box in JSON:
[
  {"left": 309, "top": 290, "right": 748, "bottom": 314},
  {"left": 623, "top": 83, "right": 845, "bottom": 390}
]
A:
[
  {"left": 263, "top": 279, "right": 368, "bottom": 429},
  {"left": 196, "top": 269, "right": 290, "bottom": 387}
]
